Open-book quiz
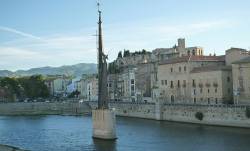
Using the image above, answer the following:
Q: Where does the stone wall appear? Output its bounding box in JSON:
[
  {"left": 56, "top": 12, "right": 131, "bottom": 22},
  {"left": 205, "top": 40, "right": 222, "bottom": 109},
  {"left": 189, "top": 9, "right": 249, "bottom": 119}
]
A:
[
  {"left": 1, "top": 101, "right": 250, "bottom": 128},
  {"left": 88, "top": 101, "right": 250, "bottom": 128},
  {"left": 0, "top": 102, "right": 91, "bottom": 116},
  {"left": 88, "top": 102, "right": 156, "bottom": 119},
  {"left": 162, "top": 104, "right": 250, "bottom": 128}
]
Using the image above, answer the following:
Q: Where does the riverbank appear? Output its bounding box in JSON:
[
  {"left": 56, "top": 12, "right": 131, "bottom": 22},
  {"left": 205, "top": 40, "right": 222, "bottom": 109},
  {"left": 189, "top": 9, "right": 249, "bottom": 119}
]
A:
[
  {"left": 88, "top": 101, "right": 250, "bottom": 128},
  {"left": 1, "top": 101, "right": 250, "bottom": 128},
  {"left": 0, "top": 102, "right": 91, "bottom": 116},
  {"left": 0, "top": 144, "right": 27, "bottom": 151}
]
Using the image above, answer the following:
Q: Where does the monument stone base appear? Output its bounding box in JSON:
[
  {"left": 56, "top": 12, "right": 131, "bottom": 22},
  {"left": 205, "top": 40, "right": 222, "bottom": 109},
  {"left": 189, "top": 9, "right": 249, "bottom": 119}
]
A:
[{"left": 92, "top": 109, "right": 117, "bottom": 140}]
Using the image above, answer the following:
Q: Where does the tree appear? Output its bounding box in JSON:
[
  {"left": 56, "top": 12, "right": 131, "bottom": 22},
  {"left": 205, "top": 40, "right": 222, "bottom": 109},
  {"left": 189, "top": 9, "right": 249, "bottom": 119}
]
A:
[
  {"left": 68, "top": 90, "right": 80, "bottom": 98},
  {"left": 18, "top": 75, "right": 49, "bottom": 98},
  {"left": 123, "top": 49, "right": 130, "bottom": 57},
  {"left": 0, "top": 77, "right": 21, "bottom": 98},
  {"left": 117, "top": 51, "right": 122, "bottom": 58},
  {"left": 108, "top": 62, "right": 119, "bottom": 74},
  {"left": 195, "top": 112, "right": 204, "bottom": 121}
]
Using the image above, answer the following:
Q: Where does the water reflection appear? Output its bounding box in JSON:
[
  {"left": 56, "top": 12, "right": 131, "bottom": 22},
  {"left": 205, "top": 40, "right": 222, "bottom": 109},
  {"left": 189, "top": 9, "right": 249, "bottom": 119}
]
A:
[
  {"left": 1, "top": 116, "right": 250, "bottom": 151},
  {"left": 92, "top": 139, "right": 117, "bottom": 151}
]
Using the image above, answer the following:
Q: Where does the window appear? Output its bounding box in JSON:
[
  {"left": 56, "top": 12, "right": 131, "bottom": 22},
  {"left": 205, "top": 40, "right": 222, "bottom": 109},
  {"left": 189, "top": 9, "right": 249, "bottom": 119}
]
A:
[
  {"left": 194, "top": 98, "right": 196, "bottom": 104},
  {"left": 171, "top": 68, "right": 173, "bottom": 73},
  {"left": 192, "top": 79, "right": 196, "bottom": 87},
  {"left": 184, "top": 66, "right": 187, "bottom": 72},
  {"left": 171, "top": 81, "right": 174, "bottom": 88},
  {"left": 193, "top": 89, "right": 196, "bottom": 95},
  {"left": 200, "top": 88, "right": 203, "bottom": 93},
  {"left": 208, "top": 89, "right": 210, "bottom": 93},
  {"left": 227, "top": 77, "right": 230, "bottom": 82},
  {"left": 171, "top": 95, "right": 175, "bottom": 103},
  {"left": 165, "top": 80, "right": 167, "bottom": 85},
  {"left": 183, "top": 80, "right": 186, "bottom": 87},
  {"left": 215, "top": 98, "right": 218, "bottom": 104},
  {"left": 208, "top": 100, "right": 210, "bottom": 104},
  {"left": 161, "top": 80, "right": 164, "bottom": 85},
  {"left": 192, "top": 49, "right": 195, "bottom": 55},
  {"left": 131, "top": 79, "right": 135, "bottom": 84},
  {"left": 215, "top": 88, "right": 217, "bottom": 93},
  {"left": 131, "top": 85, "right": 135, "bottom": 91},
  {"left": 179, "top": 67, "right": 181, "bottom": 72},
  {"left": 177, "top": 80, "right": 180, "bottom": 88}
]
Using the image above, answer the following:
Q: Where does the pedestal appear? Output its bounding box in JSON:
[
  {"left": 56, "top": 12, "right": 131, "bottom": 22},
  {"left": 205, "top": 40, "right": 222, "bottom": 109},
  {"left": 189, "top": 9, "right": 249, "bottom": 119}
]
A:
[{"left": 92, "top": 109, "right": 117, "bottom": 140}]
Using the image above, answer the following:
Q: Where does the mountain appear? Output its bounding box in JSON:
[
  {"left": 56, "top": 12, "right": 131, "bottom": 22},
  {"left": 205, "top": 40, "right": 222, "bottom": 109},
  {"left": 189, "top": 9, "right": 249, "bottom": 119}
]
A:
[{"left": 0, "top": 63, "right": 97, "bottom": 77}]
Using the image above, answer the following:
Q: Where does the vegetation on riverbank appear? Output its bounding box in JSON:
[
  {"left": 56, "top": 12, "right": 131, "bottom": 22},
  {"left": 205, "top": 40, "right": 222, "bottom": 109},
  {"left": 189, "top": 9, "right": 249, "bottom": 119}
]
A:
[{"left": 0, "top": 75, "right": 49, "bottom": 101}]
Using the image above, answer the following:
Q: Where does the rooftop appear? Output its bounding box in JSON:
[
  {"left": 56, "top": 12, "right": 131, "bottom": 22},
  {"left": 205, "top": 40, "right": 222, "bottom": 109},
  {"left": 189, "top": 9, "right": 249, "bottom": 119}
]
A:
[
  {"left": 232, "top": 56, "right": 250, "bottom": 64},
  {"left": 159, "top": 55, "right": 225, "bottom": 65},
  {"left": 190, "top": 65, "right": 231, "bottom": 73}
]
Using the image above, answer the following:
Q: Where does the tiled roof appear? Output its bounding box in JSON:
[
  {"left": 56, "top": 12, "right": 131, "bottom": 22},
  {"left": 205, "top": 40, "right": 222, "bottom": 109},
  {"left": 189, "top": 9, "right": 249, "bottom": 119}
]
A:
[
  {"left": 190, "top": 65, "right": 231, "bottom": 73},
  {"left": 159, "top": 55, "right": 225, "bottom": 65}
]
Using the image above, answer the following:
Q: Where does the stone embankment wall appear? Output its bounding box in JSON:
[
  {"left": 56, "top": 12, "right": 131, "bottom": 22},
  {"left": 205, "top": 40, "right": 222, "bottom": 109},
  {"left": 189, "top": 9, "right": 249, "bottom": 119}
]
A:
[
  {"left": 88, "top": 101, "right": 250, "bottom": 128},
  {"left": 1, "top": 101, "right": 249, "bottom": 128},
  {"left": 0, "top": 102, "right": 91, "bottom": 116},
  {"left": 162, "top": 104, "right": 250, "bottom": 128},
  {"left": 88, "top": 102, "right": 156, "bottom": 119}
]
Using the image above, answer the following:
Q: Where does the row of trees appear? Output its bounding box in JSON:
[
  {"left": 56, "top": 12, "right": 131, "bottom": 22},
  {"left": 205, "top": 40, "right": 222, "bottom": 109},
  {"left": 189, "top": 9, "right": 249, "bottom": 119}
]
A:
[
  {"left": 117, "top": 49, "right": 148, "bottom": 58},
  {"left": 0, "top": 75, "right": 49, "bottom": 101}
]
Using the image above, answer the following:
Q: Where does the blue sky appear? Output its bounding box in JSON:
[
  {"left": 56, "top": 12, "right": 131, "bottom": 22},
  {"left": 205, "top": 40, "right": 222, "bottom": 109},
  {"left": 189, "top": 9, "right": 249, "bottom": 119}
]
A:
[{"left": 0, "top": 0, "right": 250, "bottom": 71}]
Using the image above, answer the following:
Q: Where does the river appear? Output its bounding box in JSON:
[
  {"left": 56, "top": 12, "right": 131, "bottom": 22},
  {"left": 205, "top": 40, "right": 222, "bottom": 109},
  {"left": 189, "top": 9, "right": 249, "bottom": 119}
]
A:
[{"left": 0, "top": 115, "right": 250, "bottom": 151}]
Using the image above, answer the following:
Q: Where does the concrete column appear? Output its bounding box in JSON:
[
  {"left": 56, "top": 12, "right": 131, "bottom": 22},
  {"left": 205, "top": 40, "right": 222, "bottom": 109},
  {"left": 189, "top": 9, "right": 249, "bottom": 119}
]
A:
[{"left": 92, "top": 109, "right": 117, "bottom": 140}]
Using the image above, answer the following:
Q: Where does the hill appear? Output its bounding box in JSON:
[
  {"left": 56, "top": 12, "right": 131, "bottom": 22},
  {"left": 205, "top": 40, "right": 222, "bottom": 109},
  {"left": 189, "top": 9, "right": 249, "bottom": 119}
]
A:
[{"left": 0, "top": 63, "right": 97, "bottom": 77}]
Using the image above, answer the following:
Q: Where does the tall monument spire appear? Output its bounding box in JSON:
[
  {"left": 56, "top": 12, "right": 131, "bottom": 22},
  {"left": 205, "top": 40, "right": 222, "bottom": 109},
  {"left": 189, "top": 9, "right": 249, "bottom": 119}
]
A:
[
  {"left": 92, "top": 1, "right": 117, "bottom": 140},
  {"left": 97, "top": 2, "right": 108, "bottom": 109}
]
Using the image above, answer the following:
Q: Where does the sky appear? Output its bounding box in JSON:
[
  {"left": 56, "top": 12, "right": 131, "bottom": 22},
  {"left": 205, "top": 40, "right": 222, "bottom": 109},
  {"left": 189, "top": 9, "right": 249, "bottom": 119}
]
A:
[{"left": 0, "top": 0, "right": 250, "bottom": 71}]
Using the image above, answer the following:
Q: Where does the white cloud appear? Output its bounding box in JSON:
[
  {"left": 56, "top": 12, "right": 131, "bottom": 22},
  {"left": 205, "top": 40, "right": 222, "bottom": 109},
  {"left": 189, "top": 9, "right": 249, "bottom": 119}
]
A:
[
  {"left": 0, "top": 20, "right": 231, "bottom": 70},
  {"left": 0, "top": 26, "right": 42, "bottom": 40}
]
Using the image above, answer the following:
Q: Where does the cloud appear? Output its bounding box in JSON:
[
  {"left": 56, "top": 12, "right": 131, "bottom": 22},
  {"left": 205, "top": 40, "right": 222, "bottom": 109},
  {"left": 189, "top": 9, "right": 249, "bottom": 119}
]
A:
[
  {"left": 0, "top": 19, "right": 231, "bottom": 70},
  {"left": 0, "top": 26, "right": 42, "bottom": 40}
]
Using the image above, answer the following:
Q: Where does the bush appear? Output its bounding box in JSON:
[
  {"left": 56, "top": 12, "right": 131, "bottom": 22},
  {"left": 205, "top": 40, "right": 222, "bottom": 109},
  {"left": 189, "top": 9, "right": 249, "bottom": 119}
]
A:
[
  {"left": 195, "top": 112, "right": 204, "bottom": 121},
  {"left": 246, "top": 107, "right": 250, "bottom": 118}
]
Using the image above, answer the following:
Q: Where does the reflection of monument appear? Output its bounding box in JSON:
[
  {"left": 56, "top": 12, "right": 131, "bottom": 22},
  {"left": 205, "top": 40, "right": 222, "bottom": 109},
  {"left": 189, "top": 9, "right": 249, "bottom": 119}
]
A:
[
  {"left": 93, "top": 138, "right": 117, "bottom": 151},
  {"left": 92, "top": 3, "right": 117, "bottom": 140}
]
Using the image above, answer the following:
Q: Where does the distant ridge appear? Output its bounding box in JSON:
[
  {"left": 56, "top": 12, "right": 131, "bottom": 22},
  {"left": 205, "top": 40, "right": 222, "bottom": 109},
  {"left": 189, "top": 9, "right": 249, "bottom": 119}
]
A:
[{"left": 0, "top": 63, "right": 97, "bottom": 77}]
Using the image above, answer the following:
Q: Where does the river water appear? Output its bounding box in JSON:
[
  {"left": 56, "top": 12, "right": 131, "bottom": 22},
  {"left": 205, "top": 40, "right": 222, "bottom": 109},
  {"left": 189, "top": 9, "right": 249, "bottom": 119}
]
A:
[{"left": 0, "top": 115, "right": 250, "bottom": 151}]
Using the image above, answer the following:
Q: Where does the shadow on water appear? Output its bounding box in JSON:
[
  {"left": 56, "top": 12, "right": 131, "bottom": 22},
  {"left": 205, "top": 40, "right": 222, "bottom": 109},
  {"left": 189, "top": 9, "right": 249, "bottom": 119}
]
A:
[{"left": 92, "top": 138, "right": 117, "bottom": 151}]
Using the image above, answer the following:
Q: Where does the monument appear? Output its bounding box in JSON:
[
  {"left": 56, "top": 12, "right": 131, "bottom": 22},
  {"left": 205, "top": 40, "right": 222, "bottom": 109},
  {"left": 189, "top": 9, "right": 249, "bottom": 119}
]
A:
[{"left": 92, "top": 3, "right": 117, "bottom": 140}]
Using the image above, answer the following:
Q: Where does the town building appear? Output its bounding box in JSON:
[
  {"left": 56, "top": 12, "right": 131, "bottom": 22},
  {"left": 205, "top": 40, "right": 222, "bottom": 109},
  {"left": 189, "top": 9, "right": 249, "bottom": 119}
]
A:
[
  {"left": 152, "top": 38, "right": 204, "bottom": 62},
  {"left": 44, "top": 75, "right": 72, "bottom": 97},
  {"left": 232, "top": 56, "right": 250, "bottom": 104},
  {"left": 108, "top": 50, "right": 157, "bottom": 103},
  {"left": 157, "top": 55, "right": 227, "bottom": 104}
]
